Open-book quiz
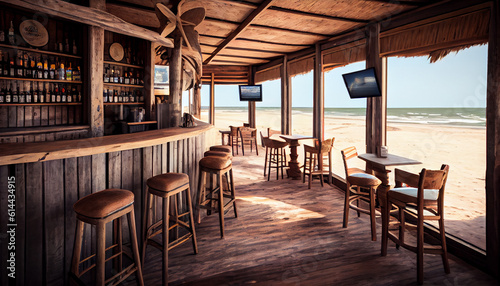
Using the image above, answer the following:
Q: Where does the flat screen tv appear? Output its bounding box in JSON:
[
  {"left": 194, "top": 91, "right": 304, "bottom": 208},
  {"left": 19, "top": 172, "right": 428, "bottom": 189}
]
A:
[
  {"left": 239, "top": 85, "right": 262, "bottom": 101},
  {"left": 342, "top": 67, "right": 382, "bottom": 98}
]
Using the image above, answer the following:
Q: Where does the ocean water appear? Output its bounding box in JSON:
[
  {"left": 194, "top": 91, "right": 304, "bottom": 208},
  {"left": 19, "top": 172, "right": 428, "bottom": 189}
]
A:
[{"left": 202, "top": 107, "right": 486, "bottom": 127}]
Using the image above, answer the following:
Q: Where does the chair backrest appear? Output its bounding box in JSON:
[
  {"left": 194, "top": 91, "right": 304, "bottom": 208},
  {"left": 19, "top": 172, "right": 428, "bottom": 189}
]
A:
[
  {"left": 267, "top": 128, "right": 281, "bottom": 138},
  {"left": 229, "top": 126, "right": 239, "bottom": 136},
  {"left": 319, "top": 137, "right": 335, "bottom": 153},
  {"left": 260, "top": 131, "right": 267, "bottom": 147},
  {"left": 395, "top": 164, "right": 449, "bottom": 204},
  {"left": 240, "top": 127, "right": 254, "bottom": 138},
  {"left": 341, "top": 146, "right": 358, "bottom": 176}
]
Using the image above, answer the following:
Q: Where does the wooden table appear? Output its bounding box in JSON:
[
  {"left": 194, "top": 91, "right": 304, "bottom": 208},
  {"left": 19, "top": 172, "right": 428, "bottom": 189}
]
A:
[
  {"left": 219, "top": 130, "right": 231, "bottom": 145},
  {"left": 279, "top": 135, "right": 314, "bottom": 179}
]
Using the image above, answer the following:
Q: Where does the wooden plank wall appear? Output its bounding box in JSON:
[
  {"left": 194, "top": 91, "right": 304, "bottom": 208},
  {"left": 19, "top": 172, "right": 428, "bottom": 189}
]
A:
[{"left": 0, "top": 133, "right": 209, "bottom": 285}]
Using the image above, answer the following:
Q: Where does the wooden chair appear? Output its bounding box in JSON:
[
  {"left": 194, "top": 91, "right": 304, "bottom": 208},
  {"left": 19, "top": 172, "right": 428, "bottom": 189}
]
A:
[
  {"left": 229, "top": 126, "right": 241, "bottom": 155},
  {"left": 341, "top": 146, "right": 382, "bottom": 241},
  {"left": 240, "top": 127, "right": 258, "bottom": 156},
  {"left": 262, "top": 136, "right": 288, "bottom": 180},
  {"left": 303, "top": 137, "right": 335, "bottom": 189},
  {"left": 261, "top": 128, "right": 283, "bottom": 176},
  {"left": 381, "top": 165, "right": 450, "bottom": 284}
]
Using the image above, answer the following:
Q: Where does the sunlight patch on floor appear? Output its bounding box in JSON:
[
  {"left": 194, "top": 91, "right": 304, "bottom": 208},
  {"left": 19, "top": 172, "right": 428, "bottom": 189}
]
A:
[{"left": 239, "top": 196, "right": 325, "bottom": 222}]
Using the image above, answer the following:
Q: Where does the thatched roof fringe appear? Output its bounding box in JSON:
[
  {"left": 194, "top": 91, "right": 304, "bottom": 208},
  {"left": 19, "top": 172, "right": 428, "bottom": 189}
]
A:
[
  {"left": 380, "top": 8, "right": 489, "bottom": 60},
  {"left": 255, "top": 65, "right": 281, "bottom": 83},
  {"left": 288, "top": 56, "right": 314, "bottom": 78},
  {"left": 323, "top": 42, "right": 366, "bottom": 70}
]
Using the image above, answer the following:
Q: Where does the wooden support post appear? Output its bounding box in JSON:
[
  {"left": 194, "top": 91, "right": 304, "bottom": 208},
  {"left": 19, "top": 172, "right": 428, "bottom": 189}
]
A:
[
  {"left": 313, "top": 43, "right": 324, "bottom": 141},
  {"left": 248, "top": 66, "right": 256, "bottom": 128},
  {"left": 169, "top": 31, "right": 183, "bottom": 127},
  {"left": 193, "top": 83, "right": 202, "bottom": 119},
  {"left": 486, "top": 0, "right": 500, "bottom": 278},
  {"left": 88, "top": 26, "right": 104, "bottom": 137},
  {"left": 145, "top": 41, "right": 155, "bottom": 122},
  {"left": 281, "top": 55, "right": 291, "bottom": 135},
  {"left": 365, "top": 23, "right": 385, "bottom": 156},
  {"left": 209, "top": 73, "right": 215, "bottom": 125}
]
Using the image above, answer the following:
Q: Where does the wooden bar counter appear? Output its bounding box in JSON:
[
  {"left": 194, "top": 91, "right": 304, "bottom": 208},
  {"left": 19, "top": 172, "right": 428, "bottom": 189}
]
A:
[{"left": 0, "top": 120, "right": 216, "bottom": 285}]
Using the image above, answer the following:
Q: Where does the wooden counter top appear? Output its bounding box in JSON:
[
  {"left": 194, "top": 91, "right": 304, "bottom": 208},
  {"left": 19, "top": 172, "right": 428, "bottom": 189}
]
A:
[{"left": 0, "top": 120, "right": 213, "bottom": 165}]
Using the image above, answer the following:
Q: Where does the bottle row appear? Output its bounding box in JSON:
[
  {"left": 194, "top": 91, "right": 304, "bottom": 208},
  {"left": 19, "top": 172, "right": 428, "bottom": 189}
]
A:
[
  {"left": 103, "top": 88, "right": 144, "bottom": 103},
  {"left": 0, "top": 80, "right": 82, "bottom": 104},
  {"left": 0, "top": 49, "right": 81, "bottom": 81},
  {"left": 0, "top": 19, "right": 80, "bottom": 55},
  {"left": 104, "top": 64, "right": 143, "bottom": 86}
]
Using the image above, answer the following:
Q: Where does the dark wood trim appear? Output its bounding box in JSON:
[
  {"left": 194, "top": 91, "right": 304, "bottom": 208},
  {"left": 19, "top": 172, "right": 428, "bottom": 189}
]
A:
[
  {"left": 281, "top": 55, "right": 291, "bottom": 135},
  {"left": 313, "top": 43, "right": 324, "bottom": 141},
  {"left": 486, "top": 0, "right": 500, "bottom": 278},
  {"left": 267, "top": 6, "right": 369, "bottom": 24},
  {"left": 209, "top": 73, "right": 215, "bottom": 124},
  {"left": 203, "top": 0, "right": 276, "bottom": 64}
]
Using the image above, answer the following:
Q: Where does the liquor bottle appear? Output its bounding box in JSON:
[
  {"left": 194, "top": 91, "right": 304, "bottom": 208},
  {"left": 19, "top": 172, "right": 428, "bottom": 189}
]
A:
[
  {"left": 73, "top": 66, "right": 81, "bottom": 81},
  {"left": 23, "top": 51, "right": 29, "bottom": 77},
  {"left": 103, "top": 88, "right": 108, "bottom": 103},
  {"left": 5, "top": 82, "right": 11, "bottom": 103},
  {"left": 12, "top": 81, "right": 19, "bottom": 103},
  {"left": 16, "top": 51, "right": 23, "bottom": 78},
  {"left": 58, "top": 41, "right": 63, "bottom": 53},
  {"left": 72, "top": 39, "right": 77, "bottom": 55},
  {"left": 114, "top": 89, "right": 118, "bottom": 103},
  {"left": 18, "top": 82, "right": 25, "bottom": 103},
  {"left": 0, "top": 81, "right": 4, "bottom": 103},
  {"left": 39, "top": 82, "right": 44, "bottom": 103},
  {"left": 112, "top": 66, "right": 119, "bottom": 83},
  {"left": 49, "top": 57, "right": 55, "bottom": 79},
  {"left": 8, "top": 21, "right": 15, "bottom": 45},
  {"left": 129, "top": 90, "right": 134, "bottom": 102},
  {"left": 0, "top": 51, "right": 3, "bottom": 76},
  {"left": 77, "top": 86, "right": 82, "bottom": 102},
  {"left": 118, "top": 90, "right": 123, "bottom": 102},
  {"left": 103, "top": 65, "right": 109, "bottom": 83},
  {"left": 33, "top": 81, "right": 38, "bottom": 103},
  {"left": 26, "top": 82, "right": 32, "bottom": 103},
  {"left": 124, "top": 69, "right": 130, "bottom": 84},
  {"left": 55, "top": 84, "right": 61, "bottom": 102},
  {"left": 61, "top": 84, "right": 66, "bottom": 102},
  {"left": 65, "top": 38, "right": 70, "bottom": 53},
  {"left": 3, "top": 52, "right": 8, "bottom": 76},
  {"left": 119, "top": 67, "right": 124, "bottom": 84},
  {"left": 43, "top": 57, "right": 49, "bottom": 79},
  {"left": 44, "top": 83, "right": 50, "bottom": 103},
  {"left": 50, "top": 83, "right": 56, "bottom": 103},
  {"left": 65, "top": 62, "right": 72, "bottom": 81},
  {"left": 67, "top": 85, "right": 73, "bottom": 103},
  {"left": 30, "top": 55, "right": 36, "bottom": 78},
  {"left": 9, "top": 54, "right": 15, "bottom": 77},
  {"left": 58, "top": 61, "right": 65, "bottom": 80},
  {"left": 0, "top": 14, "right": 5, "bottom": 43},
  {"left": 36, "top": 56, "right": 43, "bottom": 79}
]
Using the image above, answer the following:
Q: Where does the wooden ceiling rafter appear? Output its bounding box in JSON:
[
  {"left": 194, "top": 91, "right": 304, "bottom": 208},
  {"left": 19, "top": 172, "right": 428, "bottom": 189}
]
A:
[
  {"left": 235, "top": 37, "right": 311, "bottom": 47},
  {"left": 267, "top": 6, "right": 370, "bottom": 24},
  {"left": 202, "top": 52, "right": 273, "bottom": 60},
  {"left": 203, "top": 0, "right": 276, "bottom": 64},
  {"left": 367, "top": 0, "right": 430, "bottom": 6},
  {"left": 212, "top": 0, "right": 259, "bottom": 9}
]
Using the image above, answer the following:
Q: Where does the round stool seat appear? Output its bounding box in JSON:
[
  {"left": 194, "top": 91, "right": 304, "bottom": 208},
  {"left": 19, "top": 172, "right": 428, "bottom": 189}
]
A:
[
  {"left": 209, "top": 145, "right": 232, "bottom": 154},
  {"left": 74, "top": 189, "right": 134, "bottom": 219},
  {"left": 347, "top": 173, "right": 381, "bottom": 187},
  {"left": 204, "top": 150, "right": 232, "bottom": 159},
  {"left": 200, "top": 156, "right": 231, "bottom": 170},
  {"left": 147, "top": 173, "right": 189, "bottom": 197}
]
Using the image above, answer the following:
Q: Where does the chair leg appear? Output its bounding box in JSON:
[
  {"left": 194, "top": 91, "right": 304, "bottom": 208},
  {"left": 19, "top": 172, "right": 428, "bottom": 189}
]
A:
[
  {"left": 113, "top": 217, "right": 123, "bottom": 273},
  {"left": 417, "top": 210, "right": 424, "bottom": 285},
  {"left": 218, "top": 172, "right": 225, "bottom": 238},
  {"left": 343, "top": 185, "right": 350, "bottom": 228},
  {"left": 280, "top": 148, "right": 284, "bottom": 179},
  {"left": 439, "top": 218, "right": 450, "bottom": 273},
  {"left": 303, "top": 151, "right": 307, "bottom": 183},
  {"left": 369, "top": 187, "right": 377, "bottom": 241},
  {"left": 162, "top": 197, "right": 170, "bottom": 285},
  {"left": 319, "top": 155, "right": 324, "bottom": 187},
  {"left": 264, "top": 147, "right": 268, "bottom": 176},
  {"left": 196, "top": 170, "right": 206, "bottom": 224},
  {"left": 127, "top": 209, "right": 144, "bottom": 286},
  {"left": 71, "top": 220, "right": 85, "bottom": 278},
  {"left": 356, "top": 187, "right": 361, "bottom": 217},
  {"left": 229, "top": 169, "right": 237, "bottom": 218},
  {"left": 398, "top": 207, "right": 405, "bottom": 249},
  {"left": 381, "top": 196, "right": 390, "bottom": 256},
  {"left": 185, "top": 186, "right": 198, "bottom": 254},
  {"left": 255, "top": 138, "right": 259, "bottom": 155},
  {"left": 267, "top": 149, "right": 272, "bottom": 181},
  {"left": 141, "top": 192, "right": 152, "bottom": 267},
  {"left": 96, "top": 222, "right": 106, "bottom": 286}
]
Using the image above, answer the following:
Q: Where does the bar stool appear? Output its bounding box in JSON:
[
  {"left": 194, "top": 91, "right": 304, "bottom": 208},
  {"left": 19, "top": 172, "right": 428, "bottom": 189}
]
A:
[
  {"left": 209, "top": 145, "right": 232, "bottom": 154},
  {"left": 343, "top": 173, "right": 382, "bottom": 241},
  {"left": 262, "top": 136, "right": 288, "bottom": 180},
  {"left": 197, "top": 155, "right": 237, "bottom": 238},
  {"left": 71, "top": 189, "right": 143, "bottom": 286},
  {"left": 303, "top": 137, "right": 335, "bottom": 188},
  {"left": 142, "top": 173, "right": 198, "bottom": 285}
]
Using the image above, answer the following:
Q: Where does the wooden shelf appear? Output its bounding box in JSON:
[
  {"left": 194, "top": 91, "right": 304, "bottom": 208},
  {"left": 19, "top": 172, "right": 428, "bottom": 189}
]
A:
[
  {"left": 0, "top": 43, "right": 82, "bottom": 59},
  {"left": 0, "top": 125, "right": 89, "bottom": 137},
  {"left": 104, "top": 102, "right": 144, "bottom": 106},
  {"left": 126, "top": 121, "right": 157, "bottom": 126},
  {"left": 104, "top": 61, "right": 143, "bottom": 69},
  {"left": 0, "top": 76, "right": 83, "bottom": 84},
  {"left": 104, "top": 82, "right": 143, "bottom": 88},
  {"left": 0, "top": 102, "right": 82, "bottom": 106}
]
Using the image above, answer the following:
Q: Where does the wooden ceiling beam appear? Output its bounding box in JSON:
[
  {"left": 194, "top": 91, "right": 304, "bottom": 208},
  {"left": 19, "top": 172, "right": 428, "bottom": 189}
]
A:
[
  {"left": 236, "top": 38, "right": 310, "bottom": 47},
  {"left": 267, "top": 6, "right": 369, "bottom": 24},
  {"left": 106, "top": 3, "right": 160, "bottom": 28},
  {"left": 1, "top": 0, "right": 173, "bottom": 47},
  {"left": 366, "top": 0, "right": 429, "bottom": 6},
  {"left": 202, "top": 52, "right": 270, "bottom": 60},
  {"left": 212, "top": 0, "right": 259, "bottom": 9},
  {"left": 203, "top": 0, "right": 276, "bottom": 65}
]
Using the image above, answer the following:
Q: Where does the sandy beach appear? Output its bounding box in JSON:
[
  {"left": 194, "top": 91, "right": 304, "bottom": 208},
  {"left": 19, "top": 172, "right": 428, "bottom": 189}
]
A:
[{"left": 202, "top": 109, "right": 487, "bottom": 250}]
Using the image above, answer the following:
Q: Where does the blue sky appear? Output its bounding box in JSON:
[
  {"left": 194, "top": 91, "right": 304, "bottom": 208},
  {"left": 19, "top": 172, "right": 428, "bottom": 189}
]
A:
[{"left": 200, "top": 45, "right": 488, "bottom": 108}]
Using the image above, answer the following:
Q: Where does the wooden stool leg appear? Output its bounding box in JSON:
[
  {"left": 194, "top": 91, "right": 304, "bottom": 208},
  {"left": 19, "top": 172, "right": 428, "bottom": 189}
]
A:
[
  {"left": 218, "top": 172, "right": 225, "bottom": 238},
  {"left": 398, "top": 206, "right": 405, "bottom": 249},
  {"left": 229, "top": 168, "right": 237, "bottom": 218},
  {"left": 71, "top": 220, "right": 85, "bottom": 278},
  {"left": 381, "top": 196, "right": 390, "bottom": 256},
  {"left": 343, "top": 185, "right": 350, "bottom": 228},
  {"left": 439, "top": 218, "right": 450, "bottom": 273},
  {"left": 370, "top": 187, "right": 377, "bottom": 241},
  {"left": 267, "top": 149, "right": 272, "bottom": 181},
  {"left": 417, "top": 212, "right": 424, "bottom": 284},
  {"left": 264, "top": 147, "right": 268, "bottom": 176},
  {"left": 162, "top": 197, "right": 170, "bottom": 285},
  {"left": 141, "top": 192, "right": 152, "bottom": 266},
  {"left": 113, "top": 217, "right": 123, "bottom": 274},
  {"left": 185, "top": 186, "right": 198, "bottom": 254},
  {"left": 127, "top": 209, "right": 144, "bottom": 286},
  {"left": 96, "top": 221, "right": 106, "bottom": 286},
  {"left": 196, "top": 170, "right": 206, "bottom": 224}
]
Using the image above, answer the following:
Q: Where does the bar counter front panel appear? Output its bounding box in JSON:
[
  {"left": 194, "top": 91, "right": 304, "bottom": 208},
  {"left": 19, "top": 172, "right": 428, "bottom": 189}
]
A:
[{"left": 0, "top": 121, "right": 217, "bottom": 285}]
